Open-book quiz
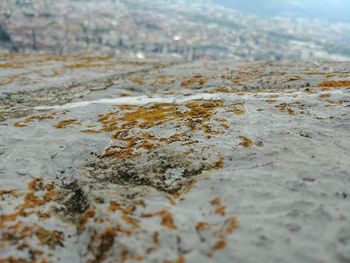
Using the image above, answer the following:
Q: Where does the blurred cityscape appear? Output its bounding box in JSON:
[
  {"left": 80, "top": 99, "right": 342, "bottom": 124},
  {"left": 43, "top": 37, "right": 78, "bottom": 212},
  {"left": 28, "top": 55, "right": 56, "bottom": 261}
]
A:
[{"left": 1, "top": 0, "right": 350, "bottom": 61}]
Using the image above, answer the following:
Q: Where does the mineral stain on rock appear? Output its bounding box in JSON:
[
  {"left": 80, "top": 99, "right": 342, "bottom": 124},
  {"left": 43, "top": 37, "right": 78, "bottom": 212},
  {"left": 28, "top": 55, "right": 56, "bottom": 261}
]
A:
[
  {"left": 52, "top": 181, "right": 90, "bottom": 223},
  {"left": 83, "top": 147, "right": 220, "bottom": 194}
]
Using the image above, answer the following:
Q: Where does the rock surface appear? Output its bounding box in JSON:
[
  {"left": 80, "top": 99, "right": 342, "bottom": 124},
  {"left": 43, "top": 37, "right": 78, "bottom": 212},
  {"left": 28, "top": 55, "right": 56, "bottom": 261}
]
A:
[{"left": 1, "top": 53, "right": 350, "bottom": 263}]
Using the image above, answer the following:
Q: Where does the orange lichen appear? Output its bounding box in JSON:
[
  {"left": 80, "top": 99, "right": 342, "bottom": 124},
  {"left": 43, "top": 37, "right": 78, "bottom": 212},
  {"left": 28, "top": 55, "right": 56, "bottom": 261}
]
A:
[
  {"left": 54, "top": 119, "right": 79, "bottom": 129},
  {"left": 325, "top": 99, "right": 350, "bottom": 108},
  {"left": 141, "top": 210, "right": 177, "bottom": 229},
  {"left": 196, "top": 222, "right": 211, "bottom": 231},
  {"left": 98, "top": 101, "right": 225, "bottom": 159},
  {"left": 121, "top": 104, "right": 178, "bottom": 128},
  {"left": 80, "top": 129, "right": 102, "bottom": 134},
  {"left": 318, "top": 80, "right": 350, "bottom": 90},
  {"left": 28, "top": 178, "right": 44, "bottom": 191},
  {"left": 266, "top": 98, "right": 278, "bottom": 104},
  {"left": 215, "top": 206, "right": 226, "bottom": 216},
  {"left": 210, "top": 197, "right": 221, "bottom": 206},
  {"left": 14, "top": 112, "right": 62, "bottom": 128},
  {"left": 222, "top": 217, "right": 239, "bottom": 235},
  {"left": 275, "top": 103, "right": 296, "bottom": 115},
  {"left": 0, "top": 222, "right": 52, "bottom": 261},
  {"left": 0, "top": 190, "right": 19, "bottom": 200},
  {"left": 87, "top": 227, "right": 116, "bottom": 262},
  {"left": 319, "top": 93, "right": 331, "bottom": 99},
  {"left": 228, "top": 101, "right": 246, "bottom": 115},
  {"left": 0, "top": 256, "right": 28, "bottom": 262},
  {"left": 65, "top": 63, "right": 106, "bottom": 69},
  {"left": 210, "top": 197, "right": 226, "bottom": 216},
  {"left": 275, "top": 101, "right": 308, "bottom": 115},
  {"left": 164, "top": 256, "right": 186, "bottom": 263},
  {"left": 153, "top": 76, "right": 176, "bottom": 85},
  {"left": 99, "top": 112, "right": 119, "bottom": 132},
  {"left": 0, "top": 179, "right": 55, "bottom": 230},
  {"left": 0, "top": 213, "right": 17, "bottom": 227},
  {"left": 64, "top": 56, "right": 111, "bottom": 69},
  {"left": 131, "top": 79, "right": 145, "bottom": 85},
  {"left": 181, "top": 78, "right": 200, "bottom": 88},
  {"left": 122, "top": 215, "right": 140, "bottom": 228},
  {"left": 109, "top": 201, "right": 133, "bottom": 215},
  {"left": 102, "top": 147, "right": 140, "bottom": 159},
  {"left": 35, "top": 227, "right": 64, "bottom": 249},
  {"left": 18, "top": 179, "right": 55, "bottom": 210},
  {"left": 212, "top": 240, "right": 227, "bottom": 250},
  {"left": 215, "top": 155, "right": 225, "bottom": 169},
  {"left": 152, "top": 231, "right": 160, "bottom": 245},
  {"left": 79, "top": 208, "right": 96, "bottom": 231},
  {"left": 0, "top": 61, "right": 26, "bottom": 69},
  {"left": 238, "top": 136, "right": 254, "bottom": 148}
]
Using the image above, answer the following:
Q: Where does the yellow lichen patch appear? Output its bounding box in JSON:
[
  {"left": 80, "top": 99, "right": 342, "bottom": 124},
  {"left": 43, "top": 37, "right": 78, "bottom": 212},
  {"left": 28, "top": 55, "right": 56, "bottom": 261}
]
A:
[
  {"left": 210, "top": 197, "right": 221, "bottom": 206},
  {"left": 319, "top": 93, "right": 331, "bottom": 99},
  {"left": 19, "top": 180, "right": 55, "bottom": 210},
  {"left": 109, "top": 201, "right": 133, "bottom": 215},
  {"left": 181, "top": 78, "right": 198, "bottom": 88},
  {"left": 221, "top": 217, "right": 239, "bottom": 236},
  {"left": 0, "top": 222, "right": 62, "bottom": 261},
  {"left": 325, "top": 99, "right": 350, "bottom": 108},
  {"left": 318, "top": 80, "right": 350, "bottom": 90},
  {"left": 180, "top": 76, "right": 206, "bottom": 88},
  {"left": 78, "top": 208, "right": 96, "bottom": 231},
  {"left": 196, "top": 222, "right": 211, "bottom": 231},
  {"left": 87, "top": 227, "right": 116, "bottom": 262},
  {"left": 35, "top": 227, "right": 64, "bottom": 249},
  {"left": 210, "top": 197, "right": 226, "bottom": 216},
  {"left": 265, "top": 98, "right": 278, "bottom": 104},
  {"left": 164, "top": 256, "right": 186, "bottom": 263},
  {"left": 0, "top": 189, "right": 19, "bottom": 200},
  {"left": 215, "top": 155, "right": 225, "bottom": 169},
  {"left": 64, "top": 56, "right": 111, "bottom": 70},
  {"left": 0, "top": 178, "right": 64, "bottom": 261},
  {"left": 122, "top": 215, "right": 140, "bottom": 228},
  {"left": 0, "top": 75, "right": 18, "bottom": 87},
  {"left": 153, "top": 76, "right": 176, "bottom": 85},
  {"left": 238, "top": 136, "right": 254, "bottom": 148},
  {"left": 65, "top": 63, "right": 106, "bottom": 69},
  {"left": 14, "top": 112, "right": 62, "bottom": 128},
  {"left": 54, "top": 119, "right": 80, "bottom": 129},
  {"left": 80, "top": 129, "right": 102, "bottom": 134},
  {"left": 228, "top": 101, "right": 246, "bottom": 115},
  {"left": 121, "top": 104, "right": 178, "bottom": 128},
  {"left": 153, "top": 231, "right": 160, "bottom": 245},
  {"left": 131, "top": 79, "right": 145, "bottom": 85},
  {"left": 212, "top": 86, "right": 235, "bottom": 93},
  {"left": 275, "top": 102, "right": 296, "bottom": 115},
  {"left": 0, "top": 179, "right": 55, "bottom": 228},
  {"left": 99, "top": 112, "right": 119, "bottom": 132},
  {"left": 141, "top": 210, "right": 177, "bottom": 229},
  {"left": 102, "top": 146, "right": 140, "bottom": 159},
  {"left": 212, "top": 240, "right": 227, "bottom": 250},
  {"left": 28, "top": 178, "right": 44, "bottom": 191},
  {"left": 0, "top": 61, "right": 27, "bottom": 69},
  {"left": 215, "top": 206, "right": 226, "bottom": 216},
  {"left": 97, "top": 101, "right": 225, "bottom": 159}
]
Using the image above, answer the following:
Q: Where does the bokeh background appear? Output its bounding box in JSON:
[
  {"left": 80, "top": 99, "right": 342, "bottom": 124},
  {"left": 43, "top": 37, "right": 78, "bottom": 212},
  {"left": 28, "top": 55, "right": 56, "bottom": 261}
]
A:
[{"left": 1, "top": 0, "right": 350, "bottom": 61}]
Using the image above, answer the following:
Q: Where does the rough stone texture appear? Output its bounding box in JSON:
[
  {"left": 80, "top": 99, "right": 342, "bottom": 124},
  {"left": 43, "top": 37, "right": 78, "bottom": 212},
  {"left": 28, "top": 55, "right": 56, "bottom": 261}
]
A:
[{"left": 0, "top": 53, "right": 350, "bottom": 263}]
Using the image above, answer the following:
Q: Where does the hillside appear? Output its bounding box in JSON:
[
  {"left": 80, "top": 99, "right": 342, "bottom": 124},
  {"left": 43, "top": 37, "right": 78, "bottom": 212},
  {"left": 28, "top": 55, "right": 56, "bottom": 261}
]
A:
[
  {"left": 214, "top": 0, "right": 350, "bottom": 22},
  {"left": 1, "top": 0, "right": 350, "bottom": 60}
]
